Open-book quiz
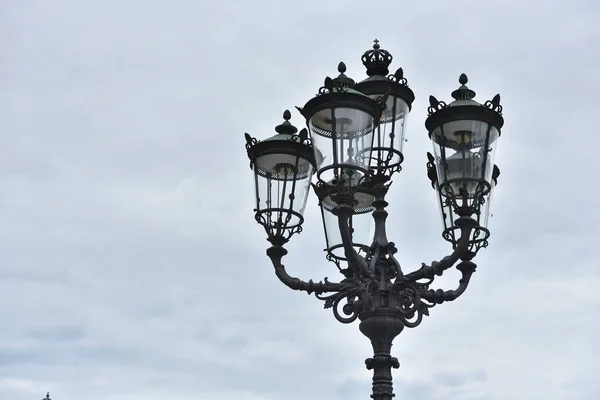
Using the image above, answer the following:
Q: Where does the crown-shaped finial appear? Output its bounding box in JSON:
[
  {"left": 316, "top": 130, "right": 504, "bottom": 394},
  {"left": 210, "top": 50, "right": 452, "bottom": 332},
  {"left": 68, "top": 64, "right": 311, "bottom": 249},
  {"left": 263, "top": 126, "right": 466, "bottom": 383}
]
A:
[
  {"left": 361, "top": 39, "right": 393, "bottom": 76},
  {"left": 451, "top": 73, "right": 476, "bottom": 100}
]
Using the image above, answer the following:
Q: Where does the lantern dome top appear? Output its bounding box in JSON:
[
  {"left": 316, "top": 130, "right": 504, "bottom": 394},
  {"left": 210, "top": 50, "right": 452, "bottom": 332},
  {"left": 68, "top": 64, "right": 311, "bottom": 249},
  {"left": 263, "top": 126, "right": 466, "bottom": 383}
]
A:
[
  {"left": 298, "top": 62, "right": 382, "bottom": 125},
  {"left": 273, "top": 109, "right": 298, "bottom": 135},
  {"left": 331, "top": 62, "right": 356, "bottom": 88},
  {"left": 450, "top": 73, "right": 477, "bottom": 104},
  {"left": 425, "top": 74, "right": 504, "bottom": 132},
  {"left": 245, "top": 110, "right": 315, "bottom": 174}
]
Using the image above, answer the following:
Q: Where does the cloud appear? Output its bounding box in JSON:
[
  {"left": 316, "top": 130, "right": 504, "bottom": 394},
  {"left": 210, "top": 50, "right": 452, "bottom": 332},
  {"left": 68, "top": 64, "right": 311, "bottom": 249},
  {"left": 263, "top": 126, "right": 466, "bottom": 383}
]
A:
[{"left": 1, "top": 0, "right": 599, "bottom": 399}]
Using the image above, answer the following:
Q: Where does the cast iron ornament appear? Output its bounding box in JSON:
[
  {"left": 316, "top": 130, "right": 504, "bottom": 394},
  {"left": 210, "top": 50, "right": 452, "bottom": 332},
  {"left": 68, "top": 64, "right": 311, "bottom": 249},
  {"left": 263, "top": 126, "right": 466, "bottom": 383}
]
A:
[{"left": 246, "top": 42, "right": 504, "bottom": 400}]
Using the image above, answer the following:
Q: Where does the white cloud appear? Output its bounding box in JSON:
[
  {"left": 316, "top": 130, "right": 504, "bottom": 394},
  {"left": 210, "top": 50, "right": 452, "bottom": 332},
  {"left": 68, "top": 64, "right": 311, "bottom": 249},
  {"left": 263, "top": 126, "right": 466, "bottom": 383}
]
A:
[{"left": 1, "top": 0, "right": 599, "bottom": 399}]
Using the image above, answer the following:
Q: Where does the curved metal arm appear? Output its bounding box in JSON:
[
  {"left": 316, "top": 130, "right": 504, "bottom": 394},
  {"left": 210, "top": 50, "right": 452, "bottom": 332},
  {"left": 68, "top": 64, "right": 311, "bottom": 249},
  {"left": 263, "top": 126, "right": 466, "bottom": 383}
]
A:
[
  {"left": 403, "top": 217, "right": 477, "bottom": 282},
  {"left": 421, "top": 261, "right": 477, "bottom": 304},
  {"left": 267, "top": 245, "right": 343, "bottom": 294},
  {"left": 335, "top": 204, "right": 373, "bottom": 278}
]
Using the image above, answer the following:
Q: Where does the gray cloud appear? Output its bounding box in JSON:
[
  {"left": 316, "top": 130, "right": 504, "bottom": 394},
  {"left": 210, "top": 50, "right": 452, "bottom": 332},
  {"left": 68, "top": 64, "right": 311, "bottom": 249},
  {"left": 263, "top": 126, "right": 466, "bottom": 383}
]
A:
[{"left": 1, "top": 0, "right": 599, "bottom": 399}]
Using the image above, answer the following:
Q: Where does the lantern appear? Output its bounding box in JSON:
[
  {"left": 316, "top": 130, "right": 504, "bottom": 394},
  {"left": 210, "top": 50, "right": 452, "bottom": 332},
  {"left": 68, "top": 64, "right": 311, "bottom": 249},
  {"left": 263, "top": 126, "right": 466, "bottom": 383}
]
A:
[
  {"left": 313, "top": 181, "right": 375, "bottom": 262},
  {"left": 425, "top": 74, "right": 504, "bottom": 248},
  {"left": 299, "top": 61, "right": 381, "bottom": 202},
  {"left": 245, "top": 110, "right": 316, "bottom": 245},
  {"left": 299, "top": 62, "right": 382, "bottom": 262},
  {"left": 354, "top": 40, "right": 415, "bottom": 178}
]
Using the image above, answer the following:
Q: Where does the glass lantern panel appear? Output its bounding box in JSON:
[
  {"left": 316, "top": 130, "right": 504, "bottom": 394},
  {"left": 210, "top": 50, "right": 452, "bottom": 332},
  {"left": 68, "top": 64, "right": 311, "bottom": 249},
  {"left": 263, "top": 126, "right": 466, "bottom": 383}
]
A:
[
  {"left": 255, "top": 155, "right": 313, "bottom": 231},
  {"left": 308, "top": 107, "right": 375, "bottom": 188},
  {"left": 367, "top": 95, "right": 409, "bottom": 171},
  {"left": 431, "top": 121, "right": 499, "bottom": 199},
  {"left": 435, "top": 169, "right": 495, "bottom": 245},
  {"left": 321, "top": 203, "right": 374, "bottom": 261}
]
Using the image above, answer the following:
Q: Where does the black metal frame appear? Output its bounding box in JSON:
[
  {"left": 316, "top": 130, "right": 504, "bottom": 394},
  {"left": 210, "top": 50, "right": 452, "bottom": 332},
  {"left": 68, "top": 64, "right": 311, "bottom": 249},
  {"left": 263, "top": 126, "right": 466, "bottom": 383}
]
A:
[
  {"left": 425, "top": 74, "right": 504, "bottom": 251},
  {"left": 299, "top": 62, "right": 382, "bottom": 199},
  {"left": 245, "top": 112, "right": 316, "bottom": 245},
  {"left": 355, "top": 41, "right": 415, "bottom": 178},
  {"left": 245, "top": 41, "right": 505, "bottom": 400},
  {"left": 265, "top": 181, "right": 480, "bottom": 399}
]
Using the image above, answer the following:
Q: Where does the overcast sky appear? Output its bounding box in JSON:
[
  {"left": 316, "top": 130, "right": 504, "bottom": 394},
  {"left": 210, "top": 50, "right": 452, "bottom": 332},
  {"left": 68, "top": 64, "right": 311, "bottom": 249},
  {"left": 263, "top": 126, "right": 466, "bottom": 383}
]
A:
[{"left": 1, "top": 1, "right": 599, "bottom": 399}]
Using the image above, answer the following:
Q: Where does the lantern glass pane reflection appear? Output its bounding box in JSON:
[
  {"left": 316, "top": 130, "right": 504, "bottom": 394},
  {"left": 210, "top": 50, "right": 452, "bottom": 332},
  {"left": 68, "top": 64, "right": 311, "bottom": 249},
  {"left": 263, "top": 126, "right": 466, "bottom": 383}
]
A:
[
  {"left": 254, "top": 152, "right": 313, "bottom": 235},
  {"left": 320, "top": 202, "right": 375, "bottom": 261},
  {"left": 308, "top": 107, "right": 375, "bottom": 189},
  {"left": 431, "top": 119, "right": 499, "bottom": 200},
  {"left": 368, "top": 95, "right": 409, "bottom": 172}
]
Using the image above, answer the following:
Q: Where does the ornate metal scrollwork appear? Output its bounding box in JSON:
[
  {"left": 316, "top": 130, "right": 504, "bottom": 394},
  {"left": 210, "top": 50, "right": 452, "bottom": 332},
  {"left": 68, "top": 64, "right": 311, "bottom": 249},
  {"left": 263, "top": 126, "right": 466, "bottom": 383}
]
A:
[
  {"left": 248, "top": 43, "right": 504, "bottom": 400},
  {"left": 244, "top": 133, "right": 259, "bottom": 169},
  {"left": 391, "top": 280, "right": 436, "bottom": 328},
  {"left": 376, "top": 93, "right": 391, "bottom": 111},
  {"left": 484, "top": 93, "right": 503, "bottom": 113},
  {"left": 387, "top": 67, "right": 408, "bottom": 86},
  {"left": 427, "top": 95, "right": 448, "bottom": 115},
  {"left": 316, "top": 62, "right": 355, "bottom": 96},
  {"left": 318, "top": 76, "right": 349, "bottom": 95},
  {"left": 289, "top": 128, "right": 312, "bottom": 146},
  {"left": 426, "top": 152, "right": 438, "bottom": 188},
  {"left": 315, "top": 279, "right": 376, "bottom": 323}
]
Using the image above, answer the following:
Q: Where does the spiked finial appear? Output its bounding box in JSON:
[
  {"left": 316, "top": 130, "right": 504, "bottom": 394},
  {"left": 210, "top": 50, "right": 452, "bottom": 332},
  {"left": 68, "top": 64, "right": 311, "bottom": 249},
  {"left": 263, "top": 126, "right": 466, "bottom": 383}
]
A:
[
  {"left": 426, "top": 152, "right": 438, "bottom": 188},
  {"left": 331, "top": 61, "right": 355, "bottom": 88},
  {"left": 429, "top": 95, "right": 439, "bottom": 108},
  {"left": 274, "top": 109, "right": 298, "bottom": 135},
  {"left": 492, "top": 165, "right": 501, "bottom": 186},
  {"left": 451, "top": 73, "right": 476, "bottom": 100},
  {"left": 491, "top": 94, "right": 501, "bottom": 108},
  {"left": 394, "top": 68, "right": 404, "bottom": 81}
]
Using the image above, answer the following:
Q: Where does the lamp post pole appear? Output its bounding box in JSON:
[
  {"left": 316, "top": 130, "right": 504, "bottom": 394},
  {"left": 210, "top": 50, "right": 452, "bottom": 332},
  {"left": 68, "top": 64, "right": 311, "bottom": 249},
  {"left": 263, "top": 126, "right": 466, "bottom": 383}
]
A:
[{"left": 245, "top": 40, "right": 504, "bottom": 399}]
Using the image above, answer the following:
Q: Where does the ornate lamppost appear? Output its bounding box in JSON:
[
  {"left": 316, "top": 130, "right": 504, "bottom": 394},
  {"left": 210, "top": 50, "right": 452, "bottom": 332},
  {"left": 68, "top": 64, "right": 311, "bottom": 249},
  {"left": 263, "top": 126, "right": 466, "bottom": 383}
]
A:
[{"left": 244, "top": 40, "right": 504, "bottom": 400}]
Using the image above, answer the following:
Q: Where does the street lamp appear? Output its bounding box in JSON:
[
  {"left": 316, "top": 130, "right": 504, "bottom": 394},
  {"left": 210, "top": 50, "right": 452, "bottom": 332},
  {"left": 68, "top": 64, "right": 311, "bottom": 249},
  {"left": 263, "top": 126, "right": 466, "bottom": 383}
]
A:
[{"left": 244, "top": 40, "right": 504, "bottom": 399}]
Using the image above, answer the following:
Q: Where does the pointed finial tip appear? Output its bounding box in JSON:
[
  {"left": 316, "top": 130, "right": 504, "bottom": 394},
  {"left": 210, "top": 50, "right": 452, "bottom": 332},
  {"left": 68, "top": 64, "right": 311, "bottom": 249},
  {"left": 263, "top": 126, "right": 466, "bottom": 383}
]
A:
[
  {"left": 459, "top": 73, "right": 468, "bottom": 85},
  {"left": 283, "top": 109, "right": 291, "bottom": 120},
  {"left": 394, "top": 67, "right": 404, "bottom": 79},
  {"left": 373, "top": 38, "right": 380, "bottom": 49},
  {"left": 338, "top": 62, "right": 346, "bottom": 73}
]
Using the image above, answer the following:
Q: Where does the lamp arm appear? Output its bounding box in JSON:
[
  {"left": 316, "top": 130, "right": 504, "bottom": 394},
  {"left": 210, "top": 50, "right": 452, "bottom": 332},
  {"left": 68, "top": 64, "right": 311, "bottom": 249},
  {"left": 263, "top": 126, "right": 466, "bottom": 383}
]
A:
[
  {"left": 403, "top": 217, "right": 477, "bottom": 282},
  {"left": 266, "top": 245, "right": 343, "bottom": 294},
  {"left": 336, "top": 205, "right": 373, "bottom": 279},
  {"left": 421, "top": 261, "right": 477, "bottom": 304}
]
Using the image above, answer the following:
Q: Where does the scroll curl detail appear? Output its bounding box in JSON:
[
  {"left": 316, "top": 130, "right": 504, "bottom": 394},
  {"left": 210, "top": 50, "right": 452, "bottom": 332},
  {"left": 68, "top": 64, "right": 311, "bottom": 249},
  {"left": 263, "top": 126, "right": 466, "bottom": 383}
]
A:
[
  {"left": 315, "top": 280, "right": 375, "bottom": 324},
  {"left": 391, "top": 282, "right": 436, "bottom": 328}
]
